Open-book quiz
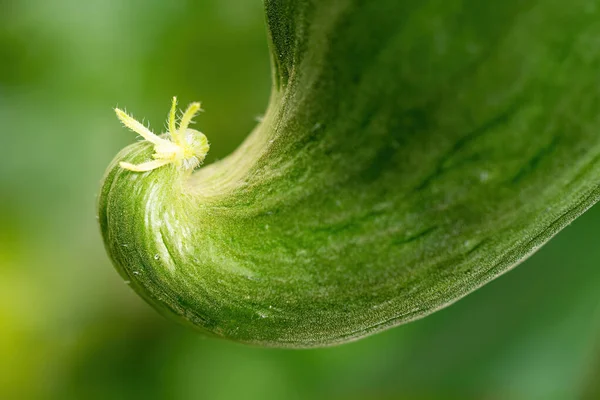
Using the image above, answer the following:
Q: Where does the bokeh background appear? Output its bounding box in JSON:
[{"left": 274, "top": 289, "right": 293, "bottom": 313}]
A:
[{"left": 1, "top": 1, "right": 600, "bottom": 399}]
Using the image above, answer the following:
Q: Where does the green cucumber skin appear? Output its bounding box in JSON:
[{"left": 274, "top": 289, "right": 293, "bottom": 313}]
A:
[{"left": 98, "top": 0, "right": 600, "bottom": 347}]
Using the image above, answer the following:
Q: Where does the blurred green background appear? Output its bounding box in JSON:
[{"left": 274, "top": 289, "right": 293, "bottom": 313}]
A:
[{"left": 1, "top": 1, "right": 600, "bottom": 399}]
